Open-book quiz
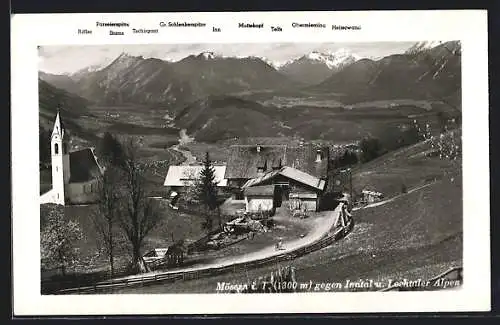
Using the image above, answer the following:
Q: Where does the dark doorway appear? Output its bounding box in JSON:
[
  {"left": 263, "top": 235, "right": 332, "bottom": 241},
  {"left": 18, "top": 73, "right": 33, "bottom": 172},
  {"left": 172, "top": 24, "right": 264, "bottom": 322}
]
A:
[
  {"left": 274, "top": 185, "right": 289, "bottom": 208},
  {"left": 274, "top": 186, "right": 282, "bottom": 207}
]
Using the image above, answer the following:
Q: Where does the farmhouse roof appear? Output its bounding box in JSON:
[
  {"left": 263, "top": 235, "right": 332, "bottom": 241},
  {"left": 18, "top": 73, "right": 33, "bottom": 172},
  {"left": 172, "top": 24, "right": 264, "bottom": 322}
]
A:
[
  {"left": 225, "top": 144, "right": 328, "bottom": 179},
  {"left": 242, "top": 166, "right": 326, "bottom": 192},
  {"left": 279, "top": 167, "right": 326, "bottom": 191},
  {"left": 164, "top": 165, "right": 228, "bottom": 187},
  {"left": 68, "top": 148, "right": 103, "bottom": 183},
  {"left": 241, "top": 168, "right": 281, "bottom": 188},
  {"left": 243, "top": 185, "right": 275, "bottom": 196},
  {"left": 362, "top": 189, "right": 383, "bottom": 196}
]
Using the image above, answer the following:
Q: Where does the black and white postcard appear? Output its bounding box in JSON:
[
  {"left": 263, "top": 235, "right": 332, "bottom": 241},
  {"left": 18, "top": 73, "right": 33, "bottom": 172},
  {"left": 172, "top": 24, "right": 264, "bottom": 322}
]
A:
[{"left": 11, "top": 10, "right": 490, "bottom": 315}]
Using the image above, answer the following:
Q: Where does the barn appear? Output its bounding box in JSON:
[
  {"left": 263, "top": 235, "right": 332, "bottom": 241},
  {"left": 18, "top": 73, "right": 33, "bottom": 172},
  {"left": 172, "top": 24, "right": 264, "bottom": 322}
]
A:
[
  {"left": 163, "top": 165, "right": 228, "bottom": 193},
  {"left": 243, "top": 185, "right": 275, "bottom": 213},
  {"left": 242, "top": 166, "right": 326, "bottom": 212},
  {"left": 361, "top": 189, "right": 384, "bottom": 203}
]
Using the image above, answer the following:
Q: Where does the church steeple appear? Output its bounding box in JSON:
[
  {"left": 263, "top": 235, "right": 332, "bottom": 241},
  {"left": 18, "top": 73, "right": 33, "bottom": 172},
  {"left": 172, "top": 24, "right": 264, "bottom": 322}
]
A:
[
  {"left": 52, "top": 108, "right": 65, "bottom": 139},
  {"left": 50, "top": 108, "right": 71, "bottom": 205}
]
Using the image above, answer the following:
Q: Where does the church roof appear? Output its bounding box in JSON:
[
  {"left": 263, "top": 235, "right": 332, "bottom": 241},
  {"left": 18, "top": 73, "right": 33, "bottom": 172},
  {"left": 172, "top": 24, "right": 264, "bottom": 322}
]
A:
[{"left": 69, "top": 148, "right": 103, "bottom": 183}]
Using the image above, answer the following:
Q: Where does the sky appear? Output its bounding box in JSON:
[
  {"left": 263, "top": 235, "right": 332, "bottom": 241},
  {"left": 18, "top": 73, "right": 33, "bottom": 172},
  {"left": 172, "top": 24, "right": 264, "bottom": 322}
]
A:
[{"left": 38, "top": 42, "right": 418, "bottom": 75}]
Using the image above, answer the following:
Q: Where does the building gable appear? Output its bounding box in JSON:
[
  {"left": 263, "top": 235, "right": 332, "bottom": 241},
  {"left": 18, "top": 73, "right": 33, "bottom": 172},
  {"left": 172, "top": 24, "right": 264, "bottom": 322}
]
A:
[{"left": 242, "top": 166, "right": 325, "bottom": 192}]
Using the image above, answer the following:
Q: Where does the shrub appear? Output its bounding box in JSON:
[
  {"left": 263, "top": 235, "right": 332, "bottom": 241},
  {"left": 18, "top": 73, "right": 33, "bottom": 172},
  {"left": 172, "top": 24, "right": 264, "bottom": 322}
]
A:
[{"left": 360, "top": 137, "right": 383, "bottom": 163}]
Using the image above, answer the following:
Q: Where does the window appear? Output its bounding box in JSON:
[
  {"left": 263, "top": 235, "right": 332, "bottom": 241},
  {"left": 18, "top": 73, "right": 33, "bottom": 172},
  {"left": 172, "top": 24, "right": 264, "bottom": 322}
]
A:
[{"left": 54, "top": 143, "right": 59, "bottom": 154}]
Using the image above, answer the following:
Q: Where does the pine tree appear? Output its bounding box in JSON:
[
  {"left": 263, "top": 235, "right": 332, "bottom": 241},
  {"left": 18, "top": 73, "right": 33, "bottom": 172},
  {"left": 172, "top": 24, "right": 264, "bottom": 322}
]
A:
[
  {"left": 96, "top": 132, "right": 126, "bottom": 168},
  {"left": 196, "top": 152, "right": 220, "bottom": 232}
]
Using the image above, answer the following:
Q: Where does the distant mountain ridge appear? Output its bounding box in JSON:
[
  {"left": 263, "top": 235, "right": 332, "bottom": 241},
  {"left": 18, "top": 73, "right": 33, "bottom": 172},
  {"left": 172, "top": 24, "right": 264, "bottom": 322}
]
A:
[
  {"left": 278, "top": 49, "right": 361, "bottom": 85},
  {"left": 311, "top": 41, "right": 461, "bottom": 107},
  {"left": 40, "top": 51, "right": 297, "bottom": 109}
]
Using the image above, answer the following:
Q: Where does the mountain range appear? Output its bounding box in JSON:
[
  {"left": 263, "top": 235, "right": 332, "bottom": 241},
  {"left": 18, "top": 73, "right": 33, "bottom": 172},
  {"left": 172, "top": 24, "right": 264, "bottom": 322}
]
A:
[
  {"left": 311, "top": 41, "right": 461, "bottom": 107},
  {"left": 278, "top": 49, "right": 361, "bottom": 85},
  {"left": 41, "top": 51, "right": 298, "bottom": 109},
  {"left": 38, "top": 41, "right": 462, "bottom": 144}
]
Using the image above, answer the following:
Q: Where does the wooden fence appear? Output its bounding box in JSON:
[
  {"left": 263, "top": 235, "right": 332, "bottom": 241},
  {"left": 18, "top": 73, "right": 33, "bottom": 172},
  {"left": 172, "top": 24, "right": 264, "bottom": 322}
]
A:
[{"left": 56, "top": 211, "right": 354, "bottom": 294}]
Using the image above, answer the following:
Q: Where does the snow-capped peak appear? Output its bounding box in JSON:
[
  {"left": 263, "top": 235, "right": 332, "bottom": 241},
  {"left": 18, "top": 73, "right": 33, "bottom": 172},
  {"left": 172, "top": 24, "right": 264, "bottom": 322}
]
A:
[
  {"left": 83, "top": 63, "right": 107, "bottom": 73},
  {"left": 70, "top": 61, "right": 110, "bottom": 77},
  {"left": 269, "top": 60, "right": 292, "bottom": 69},
  {"left": 405, "top": 41, "right": 445, "bottom": 54},
  {"left": 198, "top": 51, "right": 218, "bottom": 60},
  {"left": 302, "top": 48, "right": 361, "bottom": 69},
  {"left": 254, "top": 56, "right": 291, "bottom": 69}
]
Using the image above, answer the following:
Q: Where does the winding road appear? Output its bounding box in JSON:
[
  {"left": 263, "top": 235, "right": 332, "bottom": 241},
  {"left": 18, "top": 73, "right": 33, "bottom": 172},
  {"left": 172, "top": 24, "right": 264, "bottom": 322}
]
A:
[
  {"left": 170, "top": 129, "right": 197, "bottom": 165},
  {"left": 93, "top": 205, "right": 343, "bottom": 284}
]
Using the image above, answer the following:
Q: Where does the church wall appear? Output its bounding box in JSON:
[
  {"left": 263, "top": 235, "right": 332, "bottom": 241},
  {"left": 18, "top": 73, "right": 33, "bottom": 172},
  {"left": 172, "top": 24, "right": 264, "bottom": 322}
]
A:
[
  {"left": 63, "top": 154, "right": 71, "bottom": 183},
  {"left": 66, "top": 179, "right": 100, "bottom": 205}
]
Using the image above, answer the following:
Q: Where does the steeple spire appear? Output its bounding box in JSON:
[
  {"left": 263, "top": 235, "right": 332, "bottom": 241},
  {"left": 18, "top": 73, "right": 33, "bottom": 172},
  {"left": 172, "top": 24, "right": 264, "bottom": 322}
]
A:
[{"left": 52, "top": 108, "right": 65, "bottom": 138}]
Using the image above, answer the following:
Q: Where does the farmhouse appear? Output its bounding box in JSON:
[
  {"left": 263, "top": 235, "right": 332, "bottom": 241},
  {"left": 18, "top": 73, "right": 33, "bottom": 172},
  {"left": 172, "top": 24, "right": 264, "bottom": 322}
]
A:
[
  {"left": 225, "top": 144, "right": 329, "bottom": 192},
  {"left": 40, "top": 111, "right": 104, "bottom": 205},
  {"left": 242, "top": 166, "right": 326, "bottom": 212},
  {"left": 164, "top": 165, "right": 228, "bottom": 193},
  {"left": 361, "top": 189, "right": 384, "bottom": 203}
]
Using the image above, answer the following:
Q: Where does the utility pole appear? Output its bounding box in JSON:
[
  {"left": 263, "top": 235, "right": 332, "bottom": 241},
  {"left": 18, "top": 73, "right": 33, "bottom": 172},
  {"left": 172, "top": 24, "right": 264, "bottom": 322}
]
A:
[
  {"left": 349, "top": 167, "right": 353, "bottom": 210},
  {"left": 339, "top": 167, "right": 354, "bottom": 209}
]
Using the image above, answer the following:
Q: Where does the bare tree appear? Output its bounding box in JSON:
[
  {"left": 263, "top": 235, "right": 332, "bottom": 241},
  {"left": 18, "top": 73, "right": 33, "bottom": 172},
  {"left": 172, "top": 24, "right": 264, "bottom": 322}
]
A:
[
  {"left": 181, "top": 168, "right": 200, "bottom": 206},
  {"left": 90, "top": 167, "right": 121, "bottom": 276},
  {"left": 114, "top": 138, "right": 162, "bottom": 273}
]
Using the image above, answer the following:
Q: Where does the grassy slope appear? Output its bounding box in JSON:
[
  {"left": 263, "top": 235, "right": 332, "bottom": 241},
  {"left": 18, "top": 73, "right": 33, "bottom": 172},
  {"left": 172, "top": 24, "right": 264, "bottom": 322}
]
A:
[{"left": 351, "top": 131, "right": 461, "bottom": 198}]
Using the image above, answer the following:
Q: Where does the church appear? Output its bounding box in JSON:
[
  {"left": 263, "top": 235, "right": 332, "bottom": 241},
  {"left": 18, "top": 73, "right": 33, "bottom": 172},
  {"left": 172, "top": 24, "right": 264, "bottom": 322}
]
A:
[{"left": 40, "top": 111, "right": 104, "bottom": 205}]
